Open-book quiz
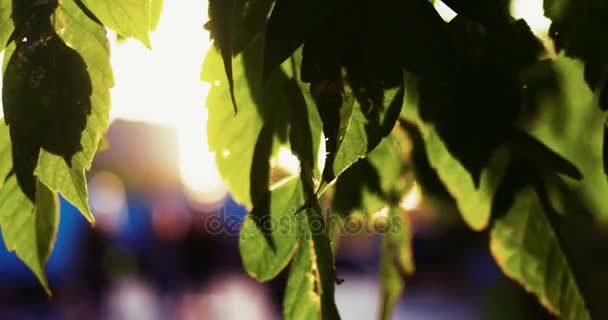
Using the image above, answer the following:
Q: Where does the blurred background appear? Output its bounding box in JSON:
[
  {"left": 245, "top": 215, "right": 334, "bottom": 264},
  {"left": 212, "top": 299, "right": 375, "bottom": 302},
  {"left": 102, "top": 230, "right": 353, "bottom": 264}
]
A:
[{"left": 0, "top": 1, "right": 557, "bottom": 319}]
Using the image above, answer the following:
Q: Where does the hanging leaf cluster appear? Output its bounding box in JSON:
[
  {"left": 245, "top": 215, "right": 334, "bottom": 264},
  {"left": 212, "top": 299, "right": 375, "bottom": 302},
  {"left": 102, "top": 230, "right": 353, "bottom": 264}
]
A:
[
  {"left": 0, "top": 1, "right": 607, "bottom": 320},
  {"left": 204, "top": 0, "right": 608, "bottom": 319},
  {"left": 0, "top": 0, "right": 161, "bottom": 294}
]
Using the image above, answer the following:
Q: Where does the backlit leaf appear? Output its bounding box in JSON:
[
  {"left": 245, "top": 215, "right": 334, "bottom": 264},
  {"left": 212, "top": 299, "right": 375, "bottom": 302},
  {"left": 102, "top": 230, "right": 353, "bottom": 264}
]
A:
[
  {"left": 283, "top": 236, "right": 321, "bottom": 320},
  {"left": 401, "top": 74, "right": 508, "bottom": 230},
  {"left": 0, "top": 125, "right": 58, "bottom": 294},
  {"left": 239, "top": 177, "right": 303, "bottom": 281},
  {"left": 80, "top": 0, "right": 151, "bottom": 47},
  {"left": 490, "top": 187, "right": 592, "bottom": 320},
  {"left": 32, "top": 0, "right": 114, "bottom": 223},
  {"left": 0, "top": 0, "right": 12, "bottom": 51},
  {"left": 379, "top": 207, "right": 414, "bottom": 320}
]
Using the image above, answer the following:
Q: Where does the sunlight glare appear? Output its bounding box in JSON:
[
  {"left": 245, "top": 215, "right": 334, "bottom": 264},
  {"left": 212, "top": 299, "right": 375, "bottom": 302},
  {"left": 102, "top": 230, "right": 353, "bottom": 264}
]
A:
[
  {"left": 511, "top": 0, "right": 551, "bottom": 37},
  {"left": 275, "top": 147, "right": 300, "bottom": 175},
  {"left": 400, "top": 184, "right": 421, "bottom": 211},
  {"left": 109, "top": 1, "right": 227, "bottom": 203},
  {"left": 435, "top": 1, "right": 457, "bottom": 22}
]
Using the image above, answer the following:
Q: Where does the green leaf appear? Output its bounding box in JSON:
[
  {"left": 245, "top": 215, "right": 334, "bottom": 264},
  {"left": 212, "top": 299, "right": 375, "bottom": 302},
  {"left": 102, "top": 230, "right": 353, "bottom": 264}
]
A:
[
  {"left": 286, "top": 54, "right": 325, "bottom": 180},
  {"left": 401, "top": 75, "right": 508, "bottom": 230},
  {"left": 206, "top": 0, "right": 273, "bottom": 112},
  {"left": 283, "top": 237, "right": 321, "bottom": 320},
  {"left": 204, "top": 43, "right": 323, "bottom": 207},
  {"left": 29, "top": 0, "right": 114, "bottom": 223},
  {"left": 79, "top": 0, "right": 151, "bottom": 47},
  {"left": 0, "top": 178, "right": 58, "bottom": 295},
  {"left": 0, "top": 125, "right": 59, "bottom": 294},
  {"left": 325, "top": 83, "right": 404, "bottom": 184},
  {"left": 379, "top": 207, "right": 414, "bottom": 320},
  {"left": 55, "top": 1, "right": 113, "bottom": 168},
  {"left": 35, "top": 153, "right": 91, "bottom": 222},
  {"left": 519, "top": 56, "right": 608, "bottom": 219},
  {"left": 300, "top": 164, "right": 340, "bottom": 319},
  {"left": 239, "top": 177, "right": 303, "bottom": 281},
  {"left": 0, "top": 0, "right": 12, "bottom": 51},
  {"left": 207, "top": 0, "right": 237, "bottom": 112},
  {"left": 149, "top": 0, "right": 163, "bottom": 30},
  {"left": 301, "top": 182, "right": 340, "bottom": 320},
  {"left": 333, "top": 133, "right": 407, "bottom": 219},
  {"left": 490, "top": 56, "right": 608, "bottom": 319},
  {"left": 490, "top": 187, "right": 591, "bottom": 320},
  {"left": 331, "top": 132, "right": 414, "bottom": 319},
  {"left": 203, "top": 45, "right": 262, "bottom": 207},
  {"left": 426, "top": 130, "right": 509, "bottom": 230}
]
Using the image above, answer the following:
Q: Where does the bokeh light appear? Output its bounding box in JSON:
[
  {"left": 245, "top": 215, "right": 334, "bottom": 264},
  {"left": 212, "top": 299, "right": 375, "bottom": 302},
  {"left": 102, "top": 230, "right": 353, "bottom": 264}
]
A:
[
  {"left": 400, "top": 184, "right": 421, "bottom": 211},
  {"left": 88, "top": 171, "right": 128, "bottom": 234}
]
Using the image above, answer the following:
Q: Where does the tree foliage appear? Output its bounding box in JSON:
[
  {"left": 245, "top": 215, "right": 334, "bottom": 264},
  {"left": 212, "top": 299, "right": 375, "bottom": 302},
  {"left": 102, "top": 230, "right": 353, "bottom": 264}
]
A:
[{"left": 0, "top": 0, "right": 607, "bottom": 319}]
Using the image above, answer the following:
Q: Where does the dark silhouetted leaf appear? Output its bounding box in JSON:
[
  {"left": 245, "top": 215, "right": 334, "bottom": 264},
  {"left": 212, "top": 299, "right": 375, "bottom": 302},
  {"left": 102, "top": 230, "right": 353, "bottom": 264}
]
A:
[
  {"left": 418, "top": 17, "right": 542, "bottom": 184},
  {"left": 510, "top": 130, "right": 583, "bottom": 180},
  {"left": 33, "top": 0, "right": 113, "bottom": 223},
  {"left": 390, "top": 0, "right": 456, "bottom": 79},
  {"left": 333, "top": 159, "right": 383, "bottom": 217},
  {"left": 3, "top": 3, "right": 92, "bottom": 202},
  {"left": 544, "top": 0, "right": 608, "bottom": 103},
  {"left": 402, "top": 73, "right": 509, "bottom": 230},
  {"left": 519, "top": 56, "right": 608, "bottom": 219},
  {"left": 489, "top": 159, "right": 531, "bottom": 222},
  {"left": 545, "top": 0, "right": 608, "bottom": 65},
  {"left": 249, "top": 122, "right": 276, "bottom": 250},
  {"left": 208, "top": 0, "right": 237, "bottom": 112},
  {"left": 263, "top": 0, "right": 335, "bottom": 79},
  {"left": 207, "top": 0, "right": 273, "bottom": 113}
]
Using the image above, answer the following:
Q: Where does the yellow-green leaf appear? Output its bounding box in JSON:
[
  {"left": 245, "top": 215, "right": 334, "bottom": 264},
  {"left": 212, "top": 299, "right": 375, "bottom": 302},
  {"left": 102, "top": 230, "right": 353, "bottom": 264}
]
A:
[
  {"left": 0, "top": 125, "right": 59, "bottom": 294},
  {"left": 0, "top": 0, "right": 12, "bottom": 51},
  {"left": 239, "top": 177, "right": 303, "bottom": 281},
  {"left": 379, "top": 207, "right": 414, "bottom": 320},
  {"left": 80, "top": 0, "right": 151, "bottom": 47},
  {"left": 32, "top": 0, "right": 114, "bottom": 223},
  {"left": 490, "top": 187, "right": 590, "bottom": 320},
  {"left": 283, "top": 238, "right": 321, "bottom": 320},
  {"left": 401, "top": 75, "right": 507, "bottom": 230}
]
